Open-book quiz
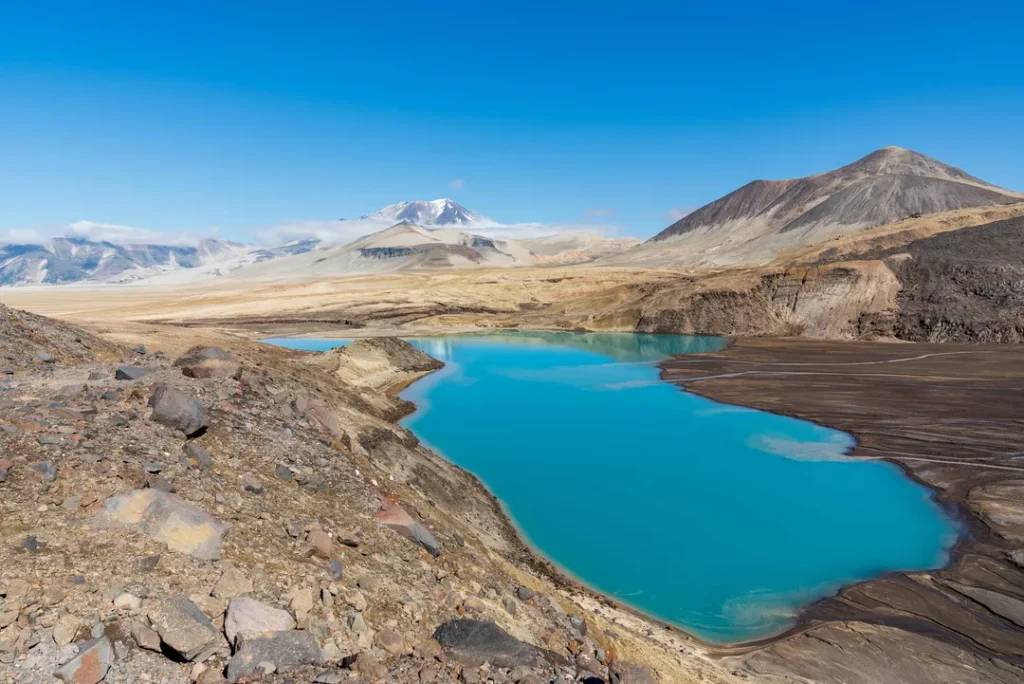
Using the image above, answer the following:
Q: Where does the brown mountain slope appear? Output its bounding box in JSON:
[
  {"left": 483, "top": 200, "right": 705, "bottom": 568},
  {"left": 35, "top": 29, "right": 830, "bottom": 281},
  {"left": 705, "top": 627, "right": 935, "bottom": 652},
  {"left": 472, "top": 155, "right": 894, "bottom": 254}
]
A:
[{"left": 610, "top": 147, "right": 1022, "bottom": 267}]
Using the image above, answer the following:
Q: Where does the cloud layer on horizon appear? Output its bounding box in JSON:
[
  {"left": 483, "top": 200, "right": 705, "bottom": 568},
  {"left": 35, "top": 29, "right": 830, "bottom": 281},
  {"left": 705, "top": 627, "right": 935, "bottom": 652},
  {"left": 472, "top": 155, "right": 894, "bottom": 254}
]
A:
[
  {"left": 2, "top": 213, "right": 631, "bottom": 249},
  {"left": 0, "top": 220, "right": 216, "bottom": 247}
]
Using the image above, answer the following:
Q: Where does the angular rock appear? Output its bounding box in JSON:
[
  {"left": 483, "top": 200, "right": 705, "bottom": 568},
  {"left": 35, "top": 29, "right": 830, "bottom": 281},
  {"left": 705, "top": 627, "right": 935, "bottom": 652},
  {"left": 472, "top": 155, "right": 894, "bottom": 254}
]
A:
[
  {"left": 148, "top": 384, "right": 207, "bottom": 437},
  {"left": 115, "top": 365, "right": 150, "bottom": 381},
  {"left": 432, "top": 619, "right": 547, "bottom": 668},
  {"left": 226, "top": 630, "right": 323, "bottom": 680},
  {"left": 374, "top": 501, "right": 441, "bottom": 557},
  {"left": 515, "top": 586, "right": 535, "bottom": 602},
  {"left": 53, "top": 613, "right": 82, "bottom": 646},
  {"left": 147, "top": 596, "right": 220, "bottom": 661},
  {"left": 0, "top": 457, "right": 10, "bottom": 483},
  {"left": 130, "top": 620, "right": 162, "bottom": 652},
  {"left": 53, "top": 384, "right": 86, "bottom": 401},
  {"left": 101, "top": 489, "right": 227, "bottom": 560},
  {"left": 376, "top": 629, "right": 410, "bottom": 655},
  {"left": 307, "top": 528, "right": 333, "bottom": 558},
  {"left": 54, "top": 636, "right": 111, "bottom": 684},
  {"left": 241, "top": 472, "right": 263, "bottom": 494},
  {"left": 213, "top": 567, "right": 253, "bottom": 601},
  {"left": 32, "top": 461, "right": 58, "bottom": 482},
  {"left": 174, "top": 346, "right": 241, "bottom": 380},
  {"left": 610, "top": 662, "right": 659, "bottom": 684},
  {"left": 181, "top": 442, "right": 213, "bottom": 470},
  {"left": 224, "top": 597, "right": 294, "bottom": 646}
]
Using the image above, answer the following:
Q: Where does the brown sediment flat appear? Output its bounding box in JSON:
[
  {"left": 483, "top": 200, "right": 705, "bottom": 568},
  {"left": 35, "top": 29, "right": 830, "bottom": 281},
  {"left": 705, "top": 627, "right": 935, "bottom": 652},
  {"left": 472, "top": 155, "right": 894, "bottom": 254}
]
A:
[{"left": 662, "top": 338, "right": 1024, "bottom": 683}]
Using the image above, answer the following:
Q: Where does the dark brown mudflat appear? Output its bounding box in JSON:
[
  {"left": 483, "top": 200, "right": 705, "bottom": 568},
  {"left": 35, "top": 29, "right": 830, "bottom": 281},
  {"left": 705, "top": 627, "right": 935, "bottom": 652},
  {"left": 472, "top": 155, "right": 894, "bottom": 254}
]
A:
[{"left": 662, "top": 338, "right": 1024, "bottom": 684}]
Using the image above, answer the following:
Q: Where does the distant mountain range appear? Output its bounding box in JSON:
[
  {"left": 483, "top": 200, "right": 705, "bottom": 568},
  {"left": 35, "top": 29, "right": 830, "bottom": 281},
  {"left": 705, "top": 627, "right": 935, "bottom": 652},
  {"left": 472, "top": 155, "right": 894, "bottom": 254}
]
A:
[
  {"left": 0, "top": 199, "right": 635, "bottom": 285},
  {"left": 7, "top": 152, "right": 1018, "bottom": 285},
  {"left": 608, "top": 147, "right": 1023, "bottom": 267},
  {"left": 228, "top": 220, "right": 639, "bottom": 280}
]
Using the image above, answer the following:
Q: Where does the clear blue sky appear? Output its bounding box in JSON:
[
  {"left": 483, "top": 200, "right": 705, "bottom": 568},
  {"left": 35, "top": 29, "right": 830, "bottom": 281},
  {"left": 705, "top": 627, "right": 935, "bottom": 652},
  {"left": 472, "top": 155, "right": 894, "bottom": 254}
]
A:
[{"left": 1, "top": 1, "right": 1022, "bottom": 242}]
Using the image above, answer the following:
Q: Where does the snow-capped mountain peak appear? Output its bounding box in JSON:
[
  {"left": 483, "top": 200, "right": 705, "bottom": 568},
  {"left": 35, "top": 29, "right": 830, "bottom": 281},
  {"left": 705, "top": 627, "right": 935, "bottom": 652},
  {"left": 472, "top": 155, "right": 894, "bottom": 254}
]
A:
[{"left": 362, "top": 198, "right": 486, "bottom": 226}]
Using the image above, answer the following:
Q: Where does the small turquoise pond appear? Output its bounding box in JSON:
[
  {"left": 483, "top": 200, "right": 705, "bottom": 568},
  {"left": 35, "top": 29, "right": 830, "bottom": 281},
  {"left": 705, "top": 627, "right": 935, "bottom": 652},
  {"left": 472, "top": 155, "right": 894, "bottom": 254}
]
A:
[{"left": 264, "top": 332, "right": 958, "bottom": 644}]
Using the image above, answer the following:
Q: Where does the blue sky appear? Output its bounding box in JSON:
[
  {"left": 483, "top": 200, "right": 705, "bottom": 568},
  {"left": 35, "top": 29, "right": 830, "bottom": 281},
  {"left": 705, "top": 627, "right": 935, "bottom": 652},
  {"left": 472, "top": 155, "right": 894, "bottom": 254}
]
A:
[{"left": 1, "top": 1, "right": 1022, "bottom": 243}]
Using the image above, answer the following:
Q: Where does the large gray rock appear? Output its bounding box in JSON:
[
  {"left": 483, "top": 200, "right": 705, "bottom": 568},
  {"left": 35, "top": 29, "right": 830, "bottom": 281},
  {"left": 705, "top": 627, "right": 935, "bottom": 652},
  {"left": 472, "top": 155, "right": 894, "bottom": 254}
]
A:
[
  {"left": 101, "top": 489, "right": 227, "bottom": 560},
  {"left": 54, "top": 636, "right": 111, "bottom": 684},
  {"left": 148, "top": 384, "right": 207, "bottom": 436},
  {"left": 226, "top": 630, "right": 323, "bottom": 680},
  {"left": 432, "top": 619, "right": 547, "bottom": 668},
  {"left": 224, "top": 597, "right": 294, "bottom": 646},
  {"left": 147, "top": 596, "right": 220, "bottom": 661}
]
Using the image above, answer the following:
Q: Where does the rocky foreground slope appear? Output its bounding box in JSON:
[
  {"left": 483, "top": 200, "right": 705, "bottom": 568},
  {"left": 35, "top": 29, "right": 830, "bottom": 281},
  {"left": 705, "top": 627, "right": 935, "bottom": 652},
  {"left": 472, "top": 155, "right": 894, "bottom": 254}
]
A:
[{"left": 0, "top": 304, "right": 740, "bottom": 684}]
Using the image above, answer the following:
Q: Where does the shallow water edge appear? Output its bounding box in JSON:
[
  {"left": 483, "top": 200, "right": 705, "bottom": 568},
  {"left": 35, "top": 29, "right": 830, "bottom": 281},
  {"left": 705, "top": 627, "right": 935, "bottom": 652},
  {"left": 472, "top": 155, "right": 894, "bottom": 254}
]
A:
[{"left": 264, "top": 332, "right": 962, "bottom": 651}]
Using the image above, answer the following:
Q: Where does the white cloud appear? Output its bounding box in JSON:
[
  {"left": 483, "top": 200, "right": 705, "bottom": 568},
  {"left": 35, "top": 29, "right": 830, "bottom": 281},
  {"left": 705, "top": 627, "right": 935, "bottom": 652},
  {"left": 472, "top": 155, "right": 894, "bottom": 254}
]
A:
[
  {"left": 0, "top": 228, "right": 46, "bottom": 244},
  {"left": 67, "top": 221, "right": 205, "bottom": 246},
  {"left": 0, "top": 221, "right": 210, "bottom": 247},
  {"left": 257, "top": 218, "right": 395, "bottom": 247},
  {"left": 449, "top": 178, "right": 466, "bottom": 190},
  {"left": 664, "top": 206, "right": 696, "bottom": 222}
]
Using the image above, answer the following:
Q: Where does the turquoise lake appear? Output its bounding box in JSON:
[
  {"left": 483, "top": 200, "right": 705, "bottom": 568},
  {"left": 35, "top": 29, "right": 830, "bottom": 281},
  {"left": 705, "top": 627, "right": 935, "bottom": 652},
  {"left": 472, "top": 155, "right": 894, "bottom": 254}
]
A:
[{"left": 265, "top": 332, "right": 959, "bottom": 644}]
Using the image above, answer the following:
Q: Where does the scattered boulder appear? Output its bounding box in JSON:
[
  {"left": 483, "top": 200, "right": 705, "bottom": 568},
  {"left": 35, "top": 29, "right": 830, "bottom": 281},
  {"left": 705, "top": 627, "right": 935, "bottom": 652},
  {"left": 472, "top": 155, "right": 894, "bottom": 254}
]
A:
[
  {"left": 147, "top": 596, "right": 221, "bottom": 661},
  {"left": 54, "top": 636, "right": 111, "bottom": 684},
  {"left": 376, "top": 629, "right": 410, "bottom": 655},
  {"left": 374, "top": 501, "right": 441, "bottom": 557},
  {"left": 307, "top": 528, "right": 333, "bottom": 558},
  {"left": 181, "top": 442, "right": 213, "bottom": 470},
  {"left": 241, "top": 472, "right": 263, "bottom": 494},
  {"left": 130, "top": 620, "right": 162, "bottom": 652},
  {"left": 32, "top": 461, "right": 58, "bottom": 482},
  {"left": 36, "top": 352, "right": 56, "bottom": 364},
  {"left": 101, "top": 489, "right": 227, "bottom": 560},
  {"left": 213, "top": 567, "right": 253, "bottom": 601},
  {"left": 53, "top": 384, "right": 86, "bottom": 401},
  {"left": 115, "top": 366, "right": 150, "bottom": 381},
  {"left": 132, "top": 344, "right": 147, "bottom": 355},
  {"left": 610, "top": 662, "right": 659, "bottom": 684},
  {"left": 174, "top": 346, "right": 241, "bottom": 380},
  {"left": 432, "top": 619, "right": 547, "bottom": 668},
  {"left": 0, "top": 458, "right": 10, "bottom": 483},
  {"left": 224, "top": 597, "right": 294, "bottom": 646},
  {"left": 515, "top": 586, "right": 535, "bottom": 602},
  {"left": 226, "top": 630, "right": 323, "bottom": 681},
  {"left": 148, "top": 384, "right": 207, "bottom": 437}
]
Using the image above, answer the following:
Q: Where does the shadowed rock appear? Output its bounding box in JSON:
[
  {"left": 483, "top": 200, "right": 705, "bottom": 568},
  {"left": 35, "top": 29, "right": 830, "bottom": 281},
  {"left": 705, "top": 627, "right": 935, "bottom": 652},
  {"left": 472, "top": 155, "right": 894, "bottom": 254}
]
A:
[
  {"left": 374, "top": 501, "right": 441, "bottom": 557},
  {"left": 148, "top": 384, "right": 207, "bottom": 436},
  {"left": 148, "top": 596, "right": 220, "bottom": 661},
  {"left": 101, "top": 489, "right": 227, "bottom": 560},
  {"left": 115, "top": 366, "right": 150, "bottom": 381},
  {"left": 432, "top": 619, "right": 547, "bottom": 668},
  {"left": 226, "top": 630, "right": 323, "bottom": 680}
]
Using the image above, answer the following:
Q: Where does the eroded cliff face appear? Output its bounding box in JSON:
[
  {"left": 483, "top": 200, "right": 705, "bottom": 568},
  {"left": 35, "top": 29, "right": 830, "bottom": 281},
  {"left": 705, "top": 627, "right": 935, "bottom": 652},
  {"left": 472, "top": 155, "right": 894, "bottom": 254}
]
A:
[{"left": 513, "top": 261, "right": 901, "bottom": 340}]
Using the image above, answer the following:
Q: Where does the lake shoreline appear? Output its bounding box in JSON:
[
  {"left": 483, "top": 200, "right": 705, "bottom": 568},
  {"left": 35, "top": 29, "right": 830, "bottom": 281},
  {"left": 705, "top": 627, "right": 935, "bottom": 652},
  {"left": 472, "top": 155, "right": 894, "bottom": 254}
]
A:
[
  {"left": 662, "top": 337, "right": 1024, "bottom": 681},
  {"left": 268, "top": 332, "right": 966, "bottom": 659}
]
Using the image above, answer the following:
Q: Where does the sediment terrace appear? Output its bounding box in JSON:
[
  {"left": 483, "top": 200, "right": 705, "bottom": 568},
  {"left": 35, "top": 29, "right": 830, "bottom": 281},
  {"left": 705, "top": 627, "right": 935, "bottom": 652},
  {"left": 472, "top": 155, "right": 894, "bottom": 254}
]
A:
[{"left": 663, "top": 338, "right": 1024, "bottom": 683}]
